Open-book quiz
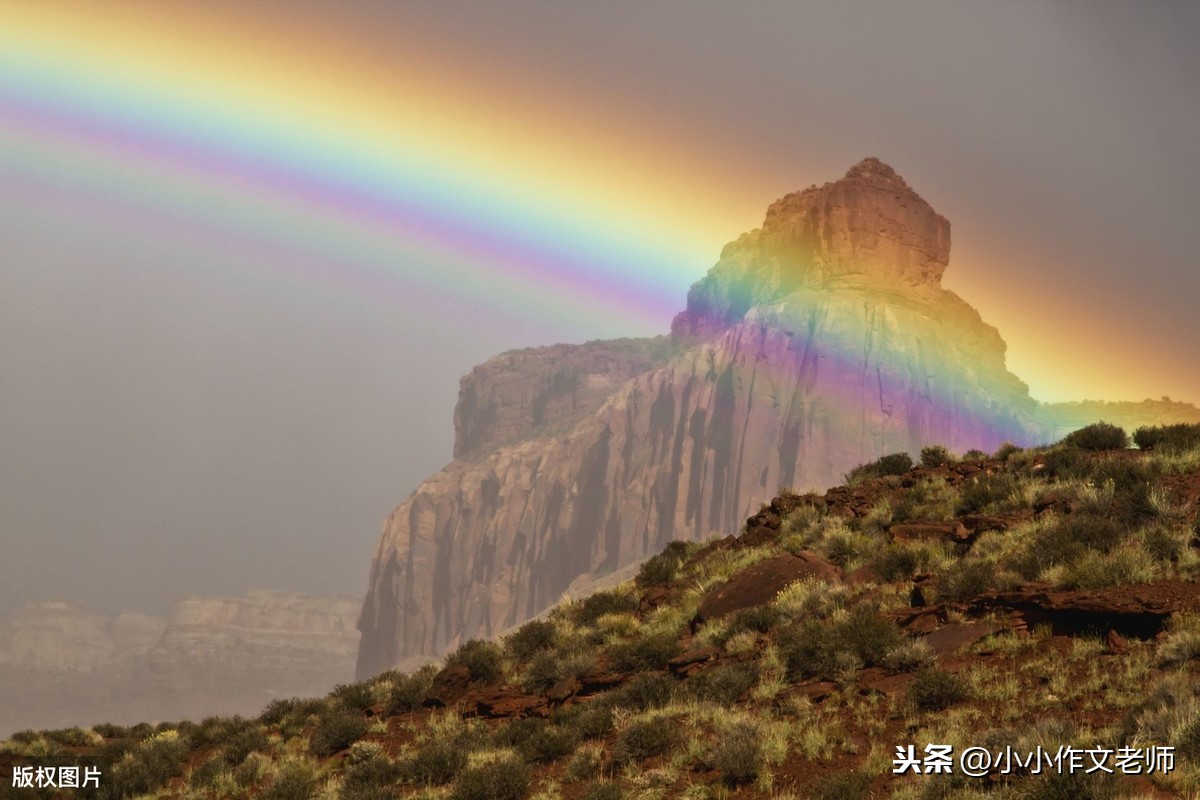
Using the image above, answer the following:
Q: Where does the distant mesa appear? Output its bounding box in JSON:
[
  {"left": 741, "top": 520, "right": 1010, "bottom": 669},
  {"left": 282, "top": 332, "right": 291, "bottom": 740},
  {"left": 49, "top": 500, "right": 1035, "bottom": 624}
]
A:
[{"left": 354, "top": 158, "right": 1200, "bottom": 679}]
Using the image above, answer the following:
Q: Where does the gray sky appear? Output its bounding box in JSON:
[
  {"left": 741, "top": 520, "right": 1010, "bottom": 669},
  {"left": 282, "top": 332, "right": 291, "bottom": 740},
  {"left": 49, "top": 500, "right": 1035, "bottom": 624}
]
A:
[{"left": 2, "top": 1, "right": 1198, "bottom": 620}]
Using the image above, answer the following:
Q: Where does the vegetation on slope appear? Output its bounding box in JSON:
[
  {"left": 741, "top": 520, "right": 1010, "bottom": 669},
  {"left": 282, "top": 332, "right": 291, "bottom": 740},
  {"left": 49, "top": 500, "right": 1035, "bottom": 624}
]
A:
[{"left": 5, "top": 423, "right": 1200, "bottom": 800}]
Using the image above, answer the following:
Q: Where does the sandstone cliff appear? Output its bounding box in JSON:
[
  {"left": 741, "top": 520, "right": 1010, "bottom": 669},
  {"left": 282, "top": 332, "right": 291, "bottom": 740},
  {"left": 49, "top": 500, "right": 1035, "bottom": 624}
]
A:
[
  {"left": 0, "top": 591, "right": 360, "bottom": 736},
  {"left": 356, "top": 158, "right": 1057, "bottom": 678}
]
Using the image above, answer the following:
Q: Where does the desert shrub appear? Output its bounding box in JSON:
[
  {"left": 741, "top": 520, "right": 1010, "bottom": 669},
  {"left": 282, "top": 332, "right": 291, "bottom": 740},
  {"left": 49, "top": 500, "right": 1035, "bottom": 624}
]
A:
[
  {"left": 872, "top": 543, "right": 923, "bottom": 582},
  {"left": 1156, "top": 616, "right": 1200, "bottom": 668},
  {"left": 710, "top": 720, "right": 761, "bottom": 786},
  {"left": 936, "top": 560, "right": 996, "bottom": 602},
  {"left": 956, "top": 473, "right": 1020, "bottom": 515},
  {"left": 688, "top": 662, "right": 759, "bottom": 704},
  {"left": 261, "top": 758, "right": 318, "bottom": 800},
  {"left": 773, "top": 577, "right": 848, "bottom": 621},
  {"left": 91, "top": 723, "right": 128, "bottom": 739},
  {"left": 963, "top": 449, "right": 988, "bottom": 460},
  {"left": 192, "top": 714, "right": 256, "bottom": 748},
  {"left": 491, "top": 719, "right": 579, "bottom": 763},
  {"left": 780, "top": 605, "right": 901, "bottom": 680},
  {"left": 446, "top": 638, "right": 504, "bottom": 684},
  {"left": 846, "top": 452, "right": 913, "bottom": 485},
  {"left": 1063, "top": 422, "right": 1128, "bottom": 451},
  {"left": 503, "top": 619, "right": 558, "bottom": 661},
  {"left": 1136, "top": 423, "right": 1200, "bottom": 452},
  {"left": 44, "top": 727, "right": 98, "bottom": 747},
  {"left": 609, "top": 672, "right": 676, "bottom": 711},
  {"left": 581, "top": 781, "right": 622, "bottom": 800},
  {"left": 108, "top": 730, "right": 190, "bottom": 798},
  {"left": 342, "top": 742, "right": 403, "bottom": 800},
  {"left": 235, "top": 751, "right": 272, "bottom": 788},
  {"left": 994, "top": 442, "right": 1023, "bottom": 461},
  {"left": 1011, "top": 770, "right": 1117, "bottom": 800},
  {"left": 636, "top": 540, "right": 695, "bottom": 588},
  {"left": 1012, "top": 514, "right": 1124, "bottom": 580},
  {"left": 721, "top": 604, "right": 782, "bottom": 640},
  {"left": 573, "top": 589, "right": 638, "bottom": 626},
  {"left": 451, "top": 750, "right": 530, "bottom": 800},
  {"left": 820, "top": 526, "right": 880, "bottom": 568},
  {"left": 260, "top": 697, "right": 326, "bottom": 727},
  {"left": 521, "top": 643, "right": 597, "bottom": 693},
  {"left": 613, "top": 716, "right": 676, "bottom": 763},
  {"left": 386, "top": 664, "right": 438, "bottom": 714},
  {"left": 1063, "top": 542, "right": 1158, "bottom": 589},
  {"left": 333, "top": 681, "right": 376, "bottom": 712},
  {"left": 553, "top": 703, "right": 614, "bottom": 740},
  {"left": 809, "top": 771, "right": 873, "bottom": 800},
  {"left": 189, "top": 754, "right": 227, "bottom": 789},
  {"left": 920, "top": 445, "right": 952, "bottom": 468},
  {"left": 608, "top": 630, "right": 682, "bottom": 672},
  {"left": 224, "top": 725, "right": 270, "bottom": 766},
  {"left": 1041, "top": 446, "right": 1087, "bottom": 479},
  {"left": 310, "top": 708, "right": 367, "bottom": 757},
  {"left": 883, "top": 639, "right": 935, "bottom": 672},
  {"left": 1141, "top": 522, "right": 1193, "bottom": 562},
  {"left": 908, "top": 668, "right": 967, "bottom": 710}
]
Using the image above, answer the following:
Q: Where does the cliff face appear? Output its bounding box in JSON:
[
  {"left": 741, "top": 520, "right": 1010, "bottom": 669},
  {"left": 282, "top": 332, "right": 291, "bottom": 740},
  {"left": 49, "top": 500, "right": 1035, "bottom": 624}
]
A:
[
  {"left": 0, "top": 591, "right": 360, "bottom": 735},
  {"left": 355, "top": 158, "right": 1050, "bottom": 678}
]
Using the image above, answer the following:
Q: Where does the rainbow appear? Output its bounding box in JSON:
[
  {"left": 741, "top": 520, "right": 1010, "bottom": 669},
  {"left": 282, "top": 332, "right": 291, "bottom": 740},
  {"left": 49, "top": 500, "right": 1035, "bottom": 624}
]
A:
[{"left": 1, "top": 3, "right": 771, "bottom": 334}]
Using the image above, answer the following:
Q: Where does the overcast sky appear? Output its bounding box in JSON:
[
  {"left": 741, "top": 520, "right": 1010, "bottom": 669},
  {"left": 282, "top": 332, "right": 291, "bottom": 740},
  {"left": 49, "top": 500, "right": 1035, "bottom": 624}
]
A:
[{"left": 2, "top": 1, "right": 1198, "bottom": 620}]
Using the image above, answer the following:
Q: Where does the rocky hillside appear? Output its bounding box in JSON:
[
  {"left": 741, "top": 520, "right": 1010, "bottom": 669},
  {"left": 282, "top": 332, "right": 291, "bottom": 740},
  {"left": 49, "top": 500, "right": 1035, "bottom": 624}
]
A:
[
  {"left": 356, "top": 158, "right": 1200, "bottom": 679},
  {"left": 0, "top": 591, "right": 360, "bottom": 736},
  {"left": 8, "top": 424, "right": 1200, "bottom": 799}
]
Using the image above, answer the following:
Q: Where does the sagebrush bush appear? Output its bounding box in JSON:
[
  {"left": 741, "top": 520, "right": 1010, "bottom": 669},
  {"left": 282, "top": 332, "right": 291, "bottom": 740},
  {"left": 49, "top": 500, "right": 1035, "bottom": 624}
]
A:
[
  {"left": 809, "top": 771, "right": 873, "bottom": 800},
  {"left": 688, "top": 662, "right": 759, "bottom": 704},
  {"left": 386, "top": 665, "right": 437, "bottom": 714},
  {"left": 845, "top": 452, "right": 913, "bottom": 485},
  {"left": 451, "top": 750, "right": 530, "bottom": 800},
  {"left": 446, "top": 638, "right": 504, "bottom": 684},
  {"left": 109, "top": 730, "right": 190, "bottom": 798},
  {"left": 490, "top": 719, "right": 579, "bottom": 763},
  {"left": 503, "top": 619, "right": 558, "bottom": 661},
  {"left": 994, "top": 442, "right": 1023, "bottom": 461},
  {"left": 608, "top": 630, "right": 682, "bottom": 672},
  {"left": 636, "top": 541, "right": 694, "bottom": 587},
  {"left": 936, "top": 559, "right": 995, "bottom": 602},
  {"left": 261, "top": 758, "right": 319, "bottom": 800},
  {"left": 573, "top": 589, "right": 638, "bottom": 626},
  {"left": 581, "top": 780, "right": 622, "bottom": 800},
  {"left": 1134, "top": 423, "right": 1200, "bottom": 452},
  {"left": 613, "top": 716, "right": 676, "bottom": 763},
  {"left": 564, "top": 742, "right": 605, "bottom": 782},
  {"left": 223, "top": 724, "right": 270, "bottom": 766},
  {"left": 883, "top": 639, "right": 935, "bottom": 673},
  {"left": 310, "top": 708, "right": 367, "bottom": 757},
  {"left": 608, "top": 672, "right": 676, "bottom": 711},
  {"left": 332, "top": 681, "right": 376, "bottom": 711},
  {"left": 920, "top": 445, "right": 952, "bottom": 468},
  {"left": 779, "top": 605, "right": 901, "bottom": 680},
  {"left": 908, "top": 668, "right": 967, "bottom": 710},
  {"left": 956, "top": 473, "right": 1019, "bottom": 515},
  {"left": 710, "top": 720, "right": 761, "bottom": 786},
  {"left": 1063, "top": 422, "right": 1128, "bottom": 451}
]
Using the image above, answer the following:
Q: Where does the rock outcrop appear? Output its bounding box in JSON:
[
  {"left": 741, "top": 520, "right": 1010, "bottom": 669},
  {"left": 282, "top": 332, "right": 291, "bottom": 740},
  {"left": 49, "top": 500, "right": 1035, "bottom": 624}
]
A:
[
  {"left": 355, "top": 158, "right": 1199, "bottom": 678},
  {"left": 0, "top": 591, "right": 360, "bottom": 735}
]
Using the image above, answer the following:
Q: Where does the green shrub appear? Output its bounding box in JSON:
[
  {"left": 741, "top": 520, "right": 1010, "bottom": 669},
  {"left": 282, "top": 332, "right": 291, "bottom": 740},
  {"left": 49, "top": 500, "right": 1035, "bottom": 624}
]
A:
[
  {"left": 963, "top": 449, "right": 988, "bottom": 460},
  {"left": 956, "top": 473, "right": 1019, "bottom": 515},
  {"left": 573, "top": 590, "right": 638, "bottom": 626},
  {"left": 503, "top": 619, "right": 558, "bottom": 661},
  {"left": 872, "top": 544, "right": 923, "bottom": 582},
  {"left": 342, "top": 743, "right": 403, "bottom": 800},
  {"left": 608, "top": 631, "right": 682, "bottom": 672},
  {"left": 688, "top": 662, "right": 759, "bottom": 704},
  {"left": 310, "top": 709, "right": 367, "bottom": 757},
  {"left": 613, "top": 716, "right": 676, "bottom": 763},
  {"left": 1134, "top": 423, "right": 1200, "bottom": 452},
  {"left": 261, "top": 758, "right": 318, "bottom": 800},
  {"left": 581, "top": 781, "right": 622, "bottom": 800},
  {"left": 883, "top": 639, "right": 935, "bottom": 673},
  {"left": 994, "top": 442, "right": 1023, "bottom": 461},
  {"left": 1062, "top": 422, "right": 1128, "bottom": 451},
  {"left": 780, "top": 606, "right": 901, "bottom": 680},
  {"left": 192, "top": 714, "right": 256, "bottom": 748},
  {"left": 920, "top": 445, "right": 952, "bottom": 468},
  {"left": 709, "top": 721, "right": 761, "bottom": 786},
  {"left": 333, "top": 681, "right": 376, "bottom": 711},
  {"left": 1013, "top": 514, "right": 1124, "bottom": 580},
  {"left": 260, "top": 697, "right": 326, "bottom": 727},
  {"left": 108, "top": 730, "right": 190, "bottom": 798},
  {"left": 491, "top": 719, "right": 579, "bottom": 763},
  {"left": 846, "top": 452, "right": 913, "bottom": 485},
  {"left": 719, "top": 604, "right": 782, "bottom": 641},
  {"left": 809, "top": 771, "right": 873, "bottom": 800},
  {"left": 386, "top": 665, "right": 437, "bottom": 714},
  {"left": 446, "top": 639, "right": 504, "bottom": 684},
  {"left": 189, "top": 754, "right": 226, "bottom": 789},
  {"left": 553, "top": 703, "right": 614, "bottom": 740},
  {"left": 450, "top": 751, "right": 530, "bottom": 800},
  {"left": 936, "top": 560, "right": 995, "bottom": 602},
  {"left": 908, "top": 668, "right": 967, "bottom": 710},
  {"left": 636, "top": 541, "right": 694, "bottom": 588},
  {"left": 608, "top": 672, "right": 677, "bottom": 711},
  {"left": 1012, "top": 769, "right": 1117, "bottom": 800},
  {"left": 224, "top": 725, "right": 270, "bottom": 766}
]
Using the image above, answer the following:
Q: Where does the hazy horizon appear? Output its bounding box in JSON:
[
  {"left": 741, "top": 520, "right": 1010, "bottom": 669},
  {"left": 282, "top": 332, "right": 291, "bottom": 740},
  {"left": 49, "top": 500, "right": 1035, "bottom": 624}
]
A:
[{"left": 3, "top": 0, "right": 1199, "bottom": 624}]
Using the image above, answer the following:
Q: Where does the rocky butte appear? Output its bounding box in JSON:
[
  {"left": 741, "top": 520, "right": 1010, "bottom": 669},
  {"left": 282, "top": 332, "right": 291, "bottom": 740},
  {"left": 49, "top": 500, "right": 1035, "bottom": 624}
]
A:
[{"left": 355, "top": 158, "right": 1200, "bottom": 678}]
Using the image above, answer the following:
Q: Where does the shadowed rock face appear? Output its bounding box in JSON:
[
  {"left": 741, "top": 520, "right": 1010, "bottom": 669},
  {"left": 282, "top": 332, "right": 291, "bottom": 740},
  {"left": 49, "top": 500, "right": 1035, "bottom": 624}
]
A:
[{"left": 355, "top": 158, "right": 1058, "bottom": 679}]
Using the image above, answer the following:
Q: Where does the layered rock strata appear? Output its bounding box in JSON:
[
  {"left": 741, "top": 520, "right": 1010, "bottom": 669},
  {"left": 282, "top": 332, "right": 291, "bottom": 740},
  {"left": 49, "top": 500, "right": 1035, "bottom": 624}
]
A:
[{"left": 356, "top": 158, "right": 1053, "bottom": 677}]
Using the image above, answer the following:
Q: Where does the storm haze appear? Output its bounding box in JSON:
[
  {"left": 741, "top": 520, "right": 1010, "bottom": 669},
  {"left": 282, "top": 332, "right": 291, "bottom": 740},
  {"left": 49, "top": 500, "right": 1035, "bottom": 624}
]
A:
[{"left": 3, "top": 0, "right": 1198, "bottom": 633}]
